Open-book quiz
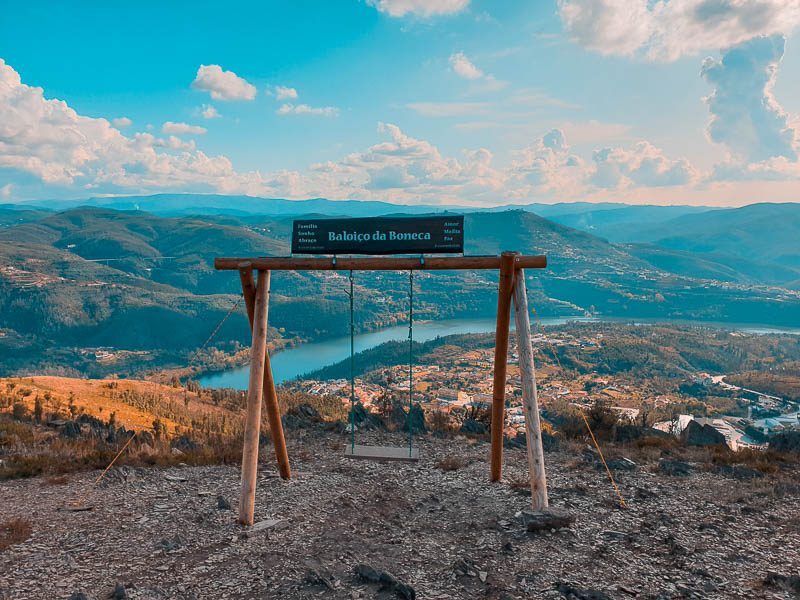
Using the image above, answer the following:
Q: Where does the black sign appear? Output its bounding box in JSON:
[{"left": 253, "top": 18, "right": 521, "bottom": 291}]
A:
[{"left": 291, "top": 215, "right": 464, "bottom": 255}]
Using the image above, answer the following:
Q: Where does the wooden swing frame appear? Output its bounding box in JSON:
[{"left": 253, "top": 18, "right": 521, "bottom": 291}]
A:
[{"left": 214, "top": 251, "right": 549, "bottom": 525}]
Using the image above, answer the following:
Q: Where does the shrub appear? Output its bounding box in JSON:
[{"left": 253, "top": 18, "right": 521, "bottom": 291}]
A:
[
  {"left": 0, "top": 518, "right": 32, "bottom": 552},
  {"left": 11, "top": 403, "right": 28, "bottom": 421}
]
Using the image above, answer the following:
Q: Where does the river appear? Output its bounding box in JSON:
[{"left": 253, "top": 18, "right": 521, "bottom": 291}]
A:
[
  {"left": 197, "top": 316, "right": 592, "bottom": 389},
  {"left": 197, "top": 316, "right": 800, "bottom": 390}
]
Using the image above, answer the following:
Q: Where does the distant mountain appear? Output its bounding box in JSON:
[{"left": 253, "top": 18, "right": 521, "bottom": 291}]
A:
[
  {"left": 639, "top": 203, "right": 800, "bottom": 265},
  {"left": 17, "top": 193, "right": 713, "bottom": 222},
  {"left": 545, "top": 205, "right": 717, "bottom": 242},
  {"left": 2, "top": 205, "right": 799, "bottom": 377},
  {"left": 20, "top": 194, "right": 470, "bottom": 218}
]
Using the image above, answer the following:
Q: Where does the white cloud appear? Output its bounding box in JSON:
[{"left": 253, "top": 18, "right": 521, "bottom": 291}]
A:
[
  {"left": 448, "top": 52, "right": 508, "bottom": 92},
  {"left": 367, "top": 0, "right": 469, "bottom": 18},
  {"left": 276, "top": 103, "right": 339, "bottom": 117},
  {"left": 275, "top": 86, "right": 298, "bottom": 100},
  {"left": 558, "top": 0, "right": 800, "bottom": 61},
  {"left": 591, "top": 142, "right": 699, "bottom": 188},
  {"left": 701, "top": 34, "right": 797, "bottom": 162},
  {"left": 162, "top": 121, "right": 207, "bottom": 135},
  {"left": 2, "top": 57, "right": 795, "bottom": 206},
  {"left": 0, "top": 58, "right": 268, "bottom": 197},
  {"left": 201, "top": 105, "right": 220, "bottom": 119},
  {"left": 449, "top": 52, "right": 484, "bottom": 79},
  {"left": 192, "top": 64, "right": 256, "bottom": 101},
  {"left": 111, "top": 117, "right": 132, "bottom": 128}
]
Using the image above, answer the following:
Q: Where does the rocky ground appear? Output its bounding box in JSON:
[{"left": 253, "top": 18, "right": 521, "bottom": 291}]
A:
[{"left": 1, "top": 429, "right": 799, "bottom": 600}]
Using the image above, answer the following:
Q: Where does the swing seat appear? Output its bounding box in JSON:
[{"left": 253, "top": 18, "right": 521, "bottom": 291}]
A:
[{"left": 344, "top": 444, "right": 420, "bottom": 462}]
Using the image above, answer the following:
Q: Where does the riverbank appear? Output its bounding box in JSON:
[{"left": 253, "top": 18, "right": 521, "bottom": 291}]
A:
[{"left": 197, "top": 317, "right": 800, "bottom": 390}]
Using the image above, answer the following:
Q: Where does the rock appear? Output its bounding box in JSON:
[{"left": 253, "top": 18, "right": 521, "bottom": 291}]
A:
[
  {"left": 171, "top": 435, "right": 199, "bottom": 452},
  {"left": 282, "top": 403, "right": 322, "bottom": 430},
  {"left": 108, "top": 583, "right": 128, "bottom": 600},
  {"left": 614, "top": 425, "right": 671, "bottom": 443},
  {"left": 716, "top": 465, "right": 765, "bottom": 480},
  {"left": 171, "top": 447, "right": 184, "bottom": 456},
  {"left": 658, "top": 458, "right": 692, "bottom": 476},
  {"left": 354, "top": 564, "right": 415, "bottom": 599},
  {"left": 770, "top": 430, "right": 800, "bottom": 453},
  {"left": 60, "top": 421, "right": 81, "bottom": 439},
  {"left": 763, "top": 572, "right": 800, "bottom": 595},
  {"left": 478, "top": 571, "right": 488, "bottom": 583},
  {"left": 459, "top": 419, "right": 487, "bottom": 435},
  {"left": 245, "top": 519, "right": 288, "bottom": 537},
  {"left": 216, "top": 495, "right": 232, "bottom": 510},
  {"left": 350, "top": 402, "right": 387, "bottom": 430},
  {"left": 159, "top": 535, "right": 184, "bottom": 552},
  {"left": 402, "top": 403, "right": 426, "bottom": 434},
  {"left": 606, "top": 457, "right": 637, "bottom": 472},
  {"left": 555, "top": 582, "right": 612, "bottom": 600},
  {"left": 304, "top": 564, "right": 334, "bottom": 590},
  {"left": 68, "top": 593, "right": 91, "bottom": 600},
  {"left": 681, "top": 419, "right": 726, "bottom": 446},
  {"left": 521, "top": 508, "right": 575, "bottom": 532}
]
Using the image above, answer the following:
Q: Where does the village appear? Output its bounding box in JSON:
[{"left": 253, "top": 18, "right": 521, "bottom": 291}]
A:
[{"left": 285, "top": 328, "right": 800, "bottom": 451}]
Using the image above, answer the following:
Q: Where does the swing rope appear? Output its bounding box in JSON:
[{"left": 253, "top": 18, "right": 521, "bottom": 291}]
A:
[
  {"left": 345, "top": 268, "right": 416, "bottom": 458},
  {"left": 348, "top": 270, "right": 356, "bottom": 452},
  {"left": 408, "top": 270, "right": 414, "bottom": 457}
]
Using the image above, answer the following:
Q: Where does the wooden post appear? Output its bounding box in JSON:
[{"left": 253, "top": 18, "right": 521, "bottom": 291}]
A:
[
  {"left": 238, "top": 269, "right": 292, "bottom": 483},
  {"left": 512, "top": 269, "right": 549, "bottom": 509},
  {"left": 490, "top": 251, "right": 516, "bottom": 482},
  {"left": 239, "top": 270, "right": 270, "bottom": 525}
]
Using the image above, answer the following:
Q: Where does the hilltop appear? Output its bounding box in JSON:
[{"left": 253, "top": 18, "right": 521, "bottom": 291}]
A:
[{"left": 1, "top": 429, "right": 799, "bottom": 599}]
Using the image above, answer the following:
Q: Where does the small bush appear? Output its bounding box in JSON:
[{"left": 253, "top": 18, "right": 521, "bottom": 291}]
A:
[{"left": 0, "top": 518, "right": 32, "bottom": 552}]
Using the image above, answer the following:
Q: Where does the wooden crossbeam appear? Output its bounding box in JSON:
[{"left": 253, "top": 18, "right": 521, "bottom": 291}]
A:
[{"left": 215, "top": 255, "right": 546, "bottom": 271}]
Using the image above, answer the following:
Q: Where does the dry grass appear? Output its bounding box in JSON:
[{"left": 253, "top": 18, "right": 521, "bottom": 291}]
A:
[{"left": 0, "top": 518, "right": 32, "bottom": 553}]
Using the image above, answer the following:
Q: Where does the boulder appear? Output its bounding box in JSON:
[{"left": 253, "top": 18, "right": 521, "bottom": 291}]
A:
[
  {"left": 658, "top": 458, "right": 692, "bottom": 476},
  {"left": 59, "top": 421, "right": 81, "bottom": 439},
  {"left": 402, "top": 403, "right": 426, "bottom": 434},
  {"left": 681, "top": 420, "right": 726, "bottom": 447},
  {"left": 521, "top": 507, "right": 575, "bottom": 532},
  {"left": 350, "top": 402, "right": 386, "bottom": 430}
]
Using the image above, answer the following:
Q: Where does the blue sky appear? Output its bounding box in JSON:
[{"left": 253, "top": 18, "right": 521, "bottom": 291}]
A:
[{"left": 1, "top": 0, "right": 799, "bottom": 206}]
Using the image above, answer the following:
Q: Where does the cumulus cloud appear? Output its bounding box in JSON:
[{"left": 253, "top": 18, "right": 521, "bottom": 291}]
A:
[
  {"left": 201, "top": 105, "right": 220, "bottom": 119},
  {"left": 4, "top": 57, "right": 784, "bottom": 206},
  {"left": 558, "top": 0, "right": 800, "bottom": 61},
  {"left": 510, "top": 129, "right": 588, "bottom": 197},
  {"left": 275, "top": 86, "right": 298, "bottom": 100},
  {"left": 367, "top": 0, "right": 469, "bottom": 18},
  {"left": 276, "top": 103, "right": 339, "bottom": 117},
  {"left": 112, "top": 117, "right": 132, "bottom": 128},
  {"left": 192, "top": 64, "right": 256, "bottom": 101},
  {"left": 701, "top": 34, "right": 797, "bottom": 162},
  {"left": 0, "top": 58, "right": 269, "bottom": 197},
  {"left": 591, "top": 142, "right": 699, "bottom": 188},
  {"left": 162, "top": 122, "right": 207, "bottom": 135}
]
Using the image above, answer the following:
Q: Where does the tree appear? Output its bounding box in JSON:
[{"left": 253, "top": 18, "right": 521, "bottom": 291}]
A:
[{"left": 33, "top": 396, "right": 44, "bottom": 423}]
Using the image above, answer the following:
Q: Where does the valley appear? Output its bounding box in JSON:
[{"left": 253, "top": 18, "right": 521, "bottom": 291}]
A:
[{"left": 1, "top": 198, "right": 800, "bottom": 379}]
